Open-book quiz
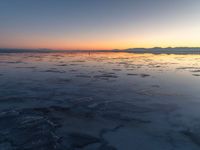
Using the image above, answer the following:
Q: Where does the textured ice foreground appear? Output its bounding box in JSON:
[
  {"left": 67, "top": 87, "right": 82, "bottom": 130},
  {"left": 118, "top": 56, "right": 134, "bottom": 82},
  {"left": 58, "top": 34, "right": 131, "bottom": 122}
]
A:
[{"left": 0, "top": 52, "right": 200, "bottom": 150}]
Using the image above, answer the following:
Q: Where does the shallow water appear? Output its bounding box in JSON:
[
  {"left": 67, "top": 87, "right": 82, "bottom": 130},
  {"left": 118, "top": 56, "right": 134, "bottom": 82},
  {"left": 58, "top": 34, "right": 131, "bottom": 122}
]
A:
[{"left": 0, "top": 52, "right": 200, "bottom": 150}]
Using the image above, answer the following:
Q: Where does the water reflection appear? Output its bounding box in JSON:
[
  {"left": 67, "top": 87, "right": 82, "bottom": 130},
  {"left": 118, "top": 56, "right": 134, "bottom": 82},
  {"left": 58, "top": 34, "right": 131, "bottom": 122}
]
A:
[{"left": 0, "top": 52, "right": 200, "bottom": 150}]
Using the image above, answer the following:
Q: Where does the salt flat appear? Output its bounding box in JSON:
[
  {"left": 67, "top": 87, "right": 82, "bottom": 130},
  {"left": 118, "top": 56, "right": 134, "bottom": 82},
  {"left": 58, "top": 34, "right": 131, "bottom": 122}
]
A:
[{"left": 0, "top": 52, "right": 200, "bottom": 150}]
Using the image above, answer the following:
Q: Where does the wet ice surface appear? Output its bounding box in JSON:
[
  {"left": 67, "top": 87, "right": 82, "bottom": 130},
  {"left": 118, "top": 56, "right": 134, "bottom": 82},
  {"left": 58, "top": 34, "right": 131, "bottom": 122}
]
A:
[{"left": 0, "top": 52, "right": 200, "bottom": 150}]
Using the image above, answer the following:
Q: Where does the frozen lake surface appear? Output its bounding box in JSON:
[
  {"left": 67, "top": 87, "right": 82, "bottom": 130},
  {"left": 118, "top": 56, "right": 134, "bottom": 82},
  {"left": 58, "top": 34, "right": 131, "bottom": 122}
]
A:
[{"left": 0, "top": 52, "right": 200, "bottom": 150}]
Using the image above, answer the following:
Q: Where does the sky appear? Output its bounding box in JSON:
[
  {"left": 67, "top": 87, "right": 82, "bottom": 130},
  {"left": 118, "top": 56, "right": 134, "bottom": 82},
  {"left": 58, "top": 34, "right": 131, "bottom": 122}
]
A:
[{"left": 0, "top": 0, "right": 200, "bottom": 50}]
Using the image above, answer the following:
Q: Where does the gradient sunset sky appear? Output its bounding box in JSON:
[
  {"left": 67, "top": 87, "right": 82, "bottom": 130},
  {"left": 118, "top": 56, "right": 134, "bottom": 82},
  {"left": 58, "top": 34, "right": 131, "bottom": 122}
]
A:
[{"left": 0, "top": 0, "right": 200, "bottom": 50}]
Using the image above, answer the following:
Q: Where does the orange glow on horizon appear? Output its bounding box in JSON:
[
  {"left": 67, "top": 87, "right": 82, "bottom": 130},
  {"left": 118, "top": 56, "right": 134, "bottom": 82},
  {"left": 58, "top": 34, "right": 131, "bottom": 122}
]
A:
[{"left": 1, "top": 23, "right": 200, "bottom": 50}]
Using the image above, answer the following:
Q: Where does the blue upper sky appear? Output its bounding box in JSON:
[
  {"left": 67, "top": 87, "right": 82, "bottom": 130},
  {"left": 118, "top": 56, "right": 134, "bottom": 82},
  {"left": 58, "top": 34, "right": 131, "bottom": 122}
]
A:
[{"left": 0, "top": 0, "right": 200, "bottom": 49}]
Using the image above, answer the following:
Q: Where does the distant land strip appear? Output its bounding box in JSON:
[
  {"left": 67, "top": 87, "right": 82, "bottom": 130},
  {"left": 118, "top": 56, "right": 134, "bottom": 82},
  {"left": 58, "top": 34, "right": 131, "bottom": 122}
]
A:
[{"left": 0, "top": 47, "right": 200, "bottom": 54}]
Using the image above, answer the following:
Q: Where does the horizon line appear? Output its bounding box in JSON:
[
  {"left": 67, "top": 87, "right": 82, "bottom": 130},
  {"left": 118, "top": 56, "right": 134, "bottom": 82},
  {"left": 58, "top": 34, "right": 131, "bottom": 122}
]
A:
[{"left": 1, "top": 46, "right": 200, "bottom": 51}]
